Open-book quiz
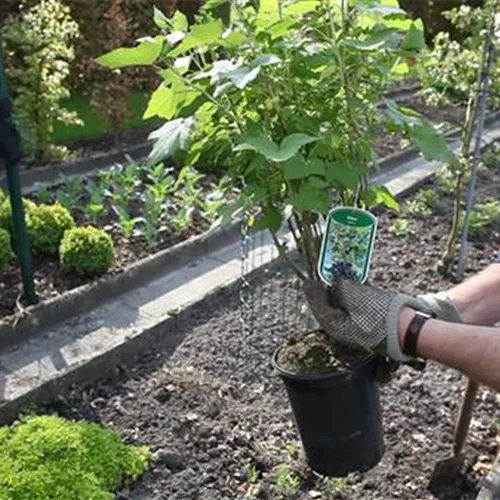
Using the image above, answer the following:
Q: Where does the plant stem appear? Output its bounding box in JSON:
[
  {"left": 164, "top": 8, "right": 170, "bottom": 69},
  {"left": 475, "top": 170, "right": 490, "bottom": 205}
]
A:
[{"left": 270, "top": 230, "right": 306, "bottom": 281}]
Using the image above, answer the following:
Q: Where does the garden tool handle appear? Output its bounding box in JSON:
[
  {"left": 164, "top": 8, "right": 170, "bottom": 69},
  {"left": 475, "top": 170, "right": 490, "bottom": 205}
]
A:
[{"left": 452, "top": 379, "right": 479, "bottom": 456}]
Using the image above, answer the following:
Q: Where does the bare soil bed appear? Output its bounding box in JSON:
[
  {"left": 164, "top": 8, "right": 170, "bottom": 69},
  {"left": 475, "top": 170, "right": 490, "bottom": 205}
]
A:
[{"left": 43, "top": 159, "right": 500, "bottom": 499}]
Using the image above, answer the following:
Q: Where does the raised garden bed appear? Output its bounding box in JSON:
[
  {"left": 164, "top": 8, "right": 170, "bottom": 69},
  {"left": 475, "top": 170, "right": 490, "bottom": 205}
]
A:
[
  {"left": 0, "top": 96, "right": 479, "bottom": 323},
  {"left": 40, "top": 152, "right": 500, "bottom": 500}
]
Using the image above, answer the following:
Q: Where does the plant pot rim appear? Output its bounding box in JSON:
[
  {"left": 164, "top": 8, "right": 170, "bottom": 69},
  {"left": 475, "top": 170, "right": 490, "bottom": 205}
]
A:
[{"left": 271, "top": 342, "right": 375, "bottom": 382}]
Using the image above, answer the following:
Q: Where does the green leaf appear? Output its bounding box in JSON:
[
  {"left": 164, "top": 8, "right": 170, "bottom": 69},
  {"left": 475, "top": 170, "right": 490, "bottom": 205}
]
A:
[
  {"left": 168, "top": 19, "right": 224, "bottom": 57},
  {"left": 265, "top": 17, "right": 297, "bottom": 39},
  {"left": 372, "top": 185, "right": 399, "bottom": 211},
  {"left": 171, "top": 11, "right": 189, "bottom": 32},
  {"left": 255, "top": 206, "right": 282, "bottom": 232},
  {"left": 284, "top": 156, "right": 326, "bottom": 180},
  {"left": 279, "top": 134, "right": 318, "bottom": 161},
  {"left": 344, "top": 37, "right": 389, "bottom": 51},
  {"left": 97, "top": 38, "right": 163, "bottom": 68},
  {"left": 252, "top": 54, "right": 282, "bottom": 66},
  {"left": 325, "top": 162, "right": 360, "bottom": 190},
  {"left": 234, "top": 136, "right": 280, "bottom": 159},
  {"left": 225, "top": 66, "right": 261, "bottom": 89},
  {"left": 235, "top": 134, "right": 317, "bottom": 162},
  {"left": 221, "top": 28, "right": 247, "bottom": 47},
  {"left": 385, "top": 99, "right": 422, "bottom": 126},
  {"left": 403, "top": 22, "right": 426, "bottom": 51},
  {"left": 201, "top": 0, "right": 229, "bottom": 12},
  {"left": 355, "top": 4, "right": 405, "bottom": 17},
  {"left": 153, "top": 7, "right": 169, "bottom": 29},
  {"left": 290, "top": 179, "right": 330, "bottom": 213},
  {"left": 409, "top": 123, "right": 455, "bottom": 163},
  {"left": 148, "top": 117, "right": 195, "bottom": 164},
  {"left": 143, "top": 84, "right": 176, "bottom": 120}
]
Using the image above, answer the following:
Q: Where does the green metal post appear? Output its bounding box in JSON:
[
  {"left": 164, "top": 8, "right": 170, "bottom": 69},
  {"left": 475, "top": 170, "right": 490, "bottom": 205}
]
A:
[{"left": 0, "top": 35, "right": 37, "bottom": 304}]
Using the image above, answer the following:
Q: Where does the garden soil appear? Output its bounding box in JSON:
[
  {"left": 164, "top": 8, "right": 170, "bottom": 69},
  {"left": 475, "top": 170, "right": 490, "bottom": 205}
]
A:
[{"left": 43, "top": 160, "right": 500, "bottom": 499}]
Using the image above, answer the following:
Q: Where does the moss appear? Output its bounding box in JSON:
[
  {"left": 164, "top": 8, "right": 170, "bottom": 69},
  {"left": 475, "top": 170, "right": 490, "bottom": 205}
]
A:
[{"left": 0, "top": 414, "right": 150, "bottom": 500}]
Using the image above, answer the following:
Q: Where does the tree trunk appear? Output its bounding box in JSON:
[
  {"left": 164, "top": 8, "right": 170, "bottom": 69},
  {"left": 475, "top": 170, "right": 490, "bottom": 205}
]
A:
[{"left": 398, "top": 0, "right": 485, "bottom": 45}]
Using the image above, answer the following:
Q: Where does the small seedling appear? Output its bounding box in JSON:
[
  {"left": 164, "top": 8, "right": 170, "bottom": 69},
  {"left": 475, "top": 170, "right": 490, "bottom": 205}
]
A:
[
  {"left": 404, "top": 199, "right": 431, "bottom": 218},
  {"left": 467, "top": 200, "right": 500, "bottom": 238},
  {"left": 436, "top": 167, "right": 455, "bottom": 196},
  {"left": 323, "top": 476, "right": 348, "bottom": 494},
  {"left": 275, "top": 464, "right": 301, "bottom": 496},
  {"left": 285, "top": 441, "right": 301, "bottom": 461},
  {"left": 389, "top": 218, "right": 411, "bottom": 237},
  {"left": 418, "top": 189, "right": 439, "bottom": 210},
  {"left": 33, "top": 182, "right": 52, "bottom": 203},
  {"left": 247, "top": 464, "right": 260, "bottom": 485},
  {"left": 484, "top": 142, "right": 500, "bottom": 168}
]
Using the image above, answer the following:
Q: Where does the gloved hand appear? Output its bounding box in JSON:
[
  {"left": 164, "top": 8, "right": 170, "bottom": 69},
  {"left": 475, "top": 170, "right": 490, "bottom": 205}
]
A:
[{"left": 303, "top": 279, "right": 461, "bottom": 362}]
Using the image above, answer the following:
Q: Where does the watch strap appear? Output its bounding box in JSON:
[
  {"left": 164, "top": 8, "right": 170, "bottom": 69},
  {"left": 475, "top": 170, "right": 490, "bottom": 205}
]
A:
[{"left": 403, "top": 311, "right": 434, "bottom": 358}]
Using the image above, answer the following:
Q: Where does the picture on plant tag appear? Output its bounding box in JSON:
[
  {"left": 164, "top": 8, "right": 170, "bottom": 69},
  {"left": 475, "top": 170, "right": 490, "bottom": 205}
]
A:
[{"left": 318, "top": 208, "right": 377, "bottom": 285}]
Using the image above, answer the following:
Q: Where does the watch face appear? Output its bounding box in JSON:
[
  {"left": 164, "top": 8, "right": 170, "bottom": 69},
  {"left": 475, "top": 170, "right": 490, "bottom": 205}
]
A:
[{"left": 318, "top": 207, "right": 377, "bottom": 285}]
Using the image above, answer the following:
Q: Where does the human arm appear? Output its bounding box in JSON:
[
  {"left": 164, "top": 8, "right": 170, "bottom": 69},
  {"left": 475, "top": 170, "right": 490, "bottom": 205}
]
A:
[
  {"left": 444, "top": 263, "right": 500, "bottom": 326},
  {"left": 399, "top": 307, "right": 500, "bottom": 392}
]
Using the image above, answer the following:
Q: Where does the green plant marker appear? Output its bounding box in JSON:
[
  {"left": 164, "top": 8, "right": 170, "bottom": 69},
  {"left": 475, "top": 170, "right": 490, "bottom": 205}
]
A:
[{"left": 318, "top": 207, "right": 377, "bottom": 285}]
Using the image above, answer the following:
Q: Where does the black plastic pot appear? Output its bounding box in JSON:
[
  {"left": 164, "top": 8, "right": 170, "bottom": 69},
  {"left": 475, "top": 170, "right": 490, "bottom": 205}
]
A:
[{"left": 272, "top": 349, "right": 384, "bottom": 477}]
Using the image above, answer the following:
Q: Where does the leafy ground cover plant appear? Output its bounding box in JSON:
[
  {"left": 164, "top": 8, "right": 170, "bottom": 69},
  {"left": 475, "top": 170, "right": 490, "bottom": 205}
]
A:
[
  {"left": 388, "top": 217, "right": 412, "bottom": 237},
  {"left": 98, "top": 0, "right": 452, "bottom": 289},
  {"left": 0, "top": 414, "right": 150, "bottom": 500}
]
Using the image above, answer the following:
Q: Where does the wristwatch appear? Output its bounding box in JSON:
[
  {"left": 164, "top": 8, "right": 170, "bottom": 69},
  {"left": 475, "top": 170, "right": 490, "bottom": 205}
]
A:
[{"left": 403, "top": 310, "right": 435, "bottom": 358}]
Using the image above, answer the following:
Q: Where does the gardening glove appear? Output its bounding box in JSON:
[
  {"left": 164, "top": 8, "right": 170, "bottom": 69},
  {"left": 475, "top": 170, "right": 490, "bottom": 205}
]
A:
[
  {"left": 303, "top": 279, "right": 435, "bottom": 362},
  {"left": 417, "top": 292, "right": 463, "bottom": 324}
]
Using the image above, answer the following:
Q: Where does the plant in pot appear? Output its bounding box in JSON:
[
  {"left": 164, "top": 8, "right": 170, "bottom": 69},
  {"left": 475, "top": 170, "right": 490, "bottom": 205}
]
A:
[{"left": 98, "top": 0, "right": 454, "bottom": 477}]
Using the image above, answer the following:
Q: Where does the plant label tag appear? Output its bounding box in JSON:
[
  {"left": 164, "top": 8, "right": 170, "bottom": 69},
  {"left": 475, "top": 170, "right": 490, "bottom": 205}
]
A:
[{"left": 317, "top": 207, "right": 377, "bottom": 285}]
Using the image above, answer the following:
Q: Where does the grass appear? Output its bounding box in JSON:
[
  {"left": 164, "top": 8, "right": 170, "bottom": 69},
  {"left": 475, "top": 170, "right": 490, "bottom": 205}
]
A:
[{"left": 52, "top": 89, "right": 156, "bottom": 144}]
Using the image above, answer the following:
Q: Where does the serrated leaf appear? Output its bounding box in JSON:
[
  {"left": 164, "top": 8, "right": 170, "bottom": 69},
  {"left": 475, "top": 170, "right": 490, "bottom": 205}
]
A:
[
  {"left": 148, "top": 117, "right": 195, "bottom": 164},
  {"left": 97, "top": 38, "right": 163, "bottom": 68},
  {"left": 290, "top": 179, "right": 330, "bottom": 213},
  {"left": 153, "top": 7, "right": 169, "bottom": 29},
  {"left": 168, "top": 19, "right": 224, "bottom": 57},
  {"left": 409, "top": 123, "right": 455, "bottom": 163},
  {"left": 143, "top": 84, "right": 176, "bottom": 120},
  {"left": 403, "top": 22, "right": 426, "bottom": 51}
]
